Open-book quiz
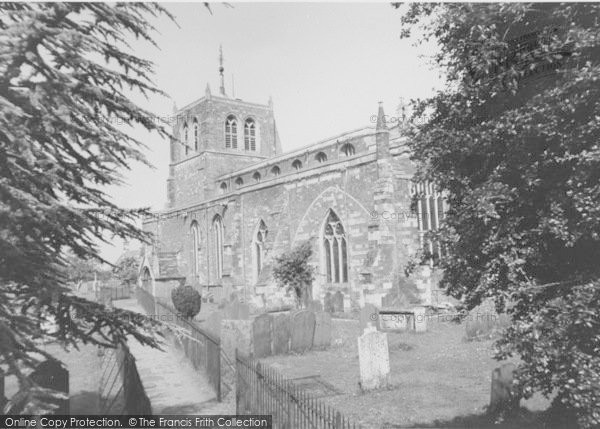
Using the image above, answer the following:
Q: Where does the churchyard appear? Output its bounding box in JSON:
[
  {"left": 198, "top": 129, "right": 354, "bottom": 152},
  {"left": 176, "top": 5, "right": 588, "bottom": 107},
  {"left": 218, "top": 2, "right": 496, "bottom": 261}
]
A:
[
  {"left": 172, "top": 295, "right": 550, "bottom": 428},
  {"left": 258, "top": 317, "right": 551, "bottom": 428}
]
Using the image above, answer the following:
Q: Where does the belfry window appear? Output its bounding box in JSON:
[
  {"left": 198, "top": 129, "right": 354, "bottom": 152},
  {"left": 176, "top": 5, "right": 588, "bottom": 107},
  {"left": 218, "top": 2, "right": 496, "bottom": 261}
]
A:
[
  {"left": 193, "top": 120, "right": 199, "bottom": 151},
  {"left": 220, "top": 182, "right": 228, "bottom": 194},
  {"left": 323, "top": 210, "right": 348, "bottom": 283},
  {"left": 183, "top": 124, "right": 189, "bottom": 155},
  {"left": 244, "top": 118, "right": 256, "bottom": 151},
  {"left": 235, "top": 177, "right": 244, "bottom": 188},
  {"left": 212, "top": 215, "right": 224, "bottom": 278},
  {"left": 271, "top": 166, "right": 281, "bottom": 176},
  {"left": 225, "top": 115, "right": 238, "bottom": 149},
  {"left": 253, "top": 172, "right": 261, "bottom": 183},
  {"left": 411, "top": 181, "right": 445, "bottom": 265},
  {"left": 254, "top": 220, "right": 268, "bottom": 283},
  {"left": 292, "top": 159, "right": 302, "bottom": 171}
]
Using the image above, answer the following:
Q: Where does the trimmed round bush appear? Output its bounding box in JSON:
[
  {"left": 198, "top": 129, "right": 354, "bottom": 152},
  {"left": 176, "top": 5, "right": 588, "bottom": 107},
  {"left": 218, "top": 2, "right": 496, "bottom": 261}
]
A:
[{"left": 171, "top": 285, "right": 201, "bottom": 319}]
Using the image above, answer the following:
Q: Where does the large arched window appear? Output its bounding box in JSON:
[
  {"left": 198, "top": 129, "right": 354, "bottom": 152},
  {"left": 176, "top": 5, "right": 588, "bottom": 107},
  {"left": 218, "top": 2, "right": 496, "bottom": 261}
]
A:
[
  {"left": 193, "top": 119, "right": 199, "bottom": 151},
  {"left": 191, "top": 221, "right": 200, "bottom": 280},
  {"left": 225, "top": 115, "right": 238, "bottom": 149},
  {"left": 253, "top": 220, "right": 268, "bottom": 283},
  {"left": 235, "top": 177, "right": 244, "bottom": 188},
  {"left": 244, "top": 118, "right": 256, "bottom": 151},
  {"left": 411, "top": 181, "right": 445, "bottom": 265},
  {"left": 270, "top": 165, "right": 281, "bottom": 176},
  {"left": 212, "top": 215, "right": 224, "bottom": 278},
  {"left": 322, "top": 210, "right": 348, "bottom": 283},
  {"left": 252, "top": 171, "right": 261, "bottom": 183},
  {"left": 292, "top": 159, "right": 303, "bottom": 171}
]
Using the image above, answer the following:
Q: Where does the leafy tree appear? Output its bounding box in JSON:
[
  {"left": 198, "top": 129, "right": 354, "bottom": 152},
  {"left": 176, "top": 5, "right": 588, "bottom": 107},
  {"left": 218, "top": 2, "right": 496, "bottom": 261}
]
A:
[
  {"left": 63, "top": 253, "right": 112, "bottom": 288},
  {"left": 399, "top": 4, "right": 600, "bottom": 427},
  {"left": 0, "top": 3, "right": 173, "bottom": 413},
  {"left": 113, "top": 256, "right": 140, "bottom": 289},
  {"left": 273, "top": 241, "right": 315, "bottom": 308}
]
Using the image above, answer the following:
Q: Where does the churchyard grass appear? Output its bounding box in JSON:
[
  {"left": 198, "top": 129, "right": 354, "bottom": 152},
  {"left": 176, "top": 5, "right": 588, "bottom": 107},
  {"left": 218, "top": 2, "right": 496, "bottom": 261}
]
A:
[{"left": 261, "top": 317, "right": 551, "bottom": 428}]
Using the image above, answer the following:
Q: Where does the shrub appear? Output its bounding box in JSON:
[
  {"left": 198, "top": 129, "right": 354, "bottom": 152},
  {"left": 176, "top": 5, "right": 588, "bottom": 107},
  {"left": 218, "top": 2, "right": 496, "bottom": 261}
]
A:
[
  {"left": 272, "top": 241, "right": 315, "bottom": 308},
  {"left": 171, "top": 285, "right": 201, "bottom": 319}
]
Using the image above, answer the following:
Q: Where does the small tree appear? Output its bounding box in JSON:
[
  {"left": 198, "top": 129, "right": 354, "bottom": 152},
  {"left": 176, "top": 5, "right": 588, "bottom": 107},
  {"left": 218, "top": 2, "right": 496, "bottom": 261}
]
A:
[
  {"left": 171, "top": 285, "right": 202, "bottom": 319},
  {"left": 113, "top": 256, "right": 139, "bottom": 290},
  {"left": 273, "top": 241, "right": 315, "bottom": 308}
]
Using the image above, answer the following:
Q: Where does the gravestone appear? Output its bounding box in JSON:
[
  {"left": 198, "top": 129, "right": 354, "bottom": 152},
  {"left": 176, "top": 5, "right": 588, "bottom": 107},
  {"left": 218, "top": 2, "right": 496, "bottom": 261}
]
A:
[
  {"left": 205, "top": 311, "right": 223, "bottom": 338},
  {"left": 290, "top": 310, "right": 316, "bottom": 353},
  {"left": 31, "top": 360, "right": 69, "bottom": 414},
  {"left": 272, "top": 314, "right": 291, "bottom": 355},
  {"left": 224, "top": 300, "right": 250, "bottom": 320},
  {"left": 333, "top": 291, "right": 344, "bottom": 312},
  {"left": 324, "top": 292, "right": 335, "bottom": 313},
  {"left": 252, "top": 314, "right": 273, "bottom": 358},
  {"left": 313, "top": 312, "right": 332, "bottom": 349},
  {"left": 359, "top": 303, "right": 380, "bottom": 333},
  {"left": 220, "top": 320, "right": 253, "bottom": 359},
  {"left": 490, "top": 363, "right": 519, "bottom": 415},
  {"left": 357, "top": 326, "right": 390, "bottom": 391},
  {"left": 413, "top": 306, "right": 427, "bottom": 333},
  {"left": 379, "top": 311, "right": 410, "bottom": 331},
  {"left": 308, "top": 300, "right": 323, "bottom": 313}
]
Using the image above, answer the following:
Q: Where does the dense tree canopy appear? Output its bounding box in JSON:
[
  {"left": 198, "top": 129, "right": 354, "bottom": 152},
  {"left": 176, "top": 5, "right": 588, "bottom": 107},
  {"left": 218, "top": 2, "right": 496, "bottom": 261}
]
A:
[
  {"left": 0, "top": 3, "right": 172, "bottom": 413},
  {"left": 400, "top": 4, "right": 600, "bottom": 427}
]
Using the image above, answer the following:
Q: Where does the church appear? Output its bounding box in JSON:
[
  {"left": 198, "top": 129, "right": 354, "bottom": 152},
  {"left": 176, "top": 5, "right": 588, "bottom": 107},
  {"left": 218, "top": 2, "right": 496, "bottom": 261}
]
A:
[{"left": 139, "top": 55, "right": 444, "bottom": 312}]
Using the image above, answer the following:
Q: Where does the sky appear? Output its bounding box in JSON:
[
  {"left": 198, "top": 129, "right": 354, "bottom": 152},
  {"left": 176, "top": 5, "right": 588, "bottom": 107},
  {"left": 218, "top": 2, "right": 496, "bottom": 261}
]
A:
[{"left": 102, "top": 2, "right": 441, "bottom": 262}]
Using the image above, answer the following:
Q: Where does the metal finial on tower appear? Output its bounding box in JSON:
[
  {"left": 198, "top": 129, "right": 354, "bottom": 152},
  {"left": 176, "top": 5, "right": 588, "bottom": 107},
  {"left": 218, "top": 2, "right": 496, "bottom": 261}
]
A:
[{"left": 219, "top": 45, "right": 226, "bottom": 96}]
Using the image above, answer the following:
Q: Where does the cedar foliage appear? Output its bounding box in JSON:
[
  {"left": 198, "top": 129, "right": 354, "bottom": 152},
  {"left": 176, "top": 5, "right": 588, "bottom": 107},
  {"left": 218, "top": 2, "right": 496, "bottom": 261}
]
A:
[{"left": 0, "top": 3, "right": 173, "bottom": 413}]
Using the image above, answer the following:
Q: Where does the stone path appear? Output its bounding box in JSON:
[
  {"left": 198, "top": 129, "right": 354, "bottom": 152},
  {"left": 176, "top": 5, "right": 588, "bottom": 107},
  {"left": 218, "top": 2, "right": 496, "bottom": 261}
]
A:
[{"left": 114, "top": 299, "right": 220, "bottom": 414}]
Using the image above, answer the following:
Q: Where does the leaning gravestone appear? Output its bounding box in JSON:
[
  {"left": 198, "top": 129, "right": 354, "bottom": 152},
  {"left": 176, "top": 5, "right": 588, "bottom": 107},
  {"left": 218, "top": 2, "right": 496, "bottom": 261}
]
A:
[
  {"left": 359, "top": 303, "right": 380, "bottom": 333},
  {"left": 357, "top": 326, "right": 390, "bottom": 391},
  {"left": 333, "top": 291, "right": 344, "bottom": 312},
  {"left": 272, "top": 314, "right": 292, "bottom": 355},
  {"left": 313, "top": 312, "right": 332, "bottom": 349},
  {"left": 290, "top": 310, "right": 316, "bottom": 353},
  {"left": 221, "top": 319, "right": 253, "bottom": 359},
  {"left": 308, "top": 300, "right": 323, "bottom": 313},
  {"left": 31, "top": 360, "right": 69, "bottom": 414},
  {"left": 324, "top": 292, "right": 335, "bottom": 313},
  {"left": 252, "top": 314, "right": 273, "bottom": 358},
  {"left": 490, "top": 363, "right": 519, "bottom": 415}
]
